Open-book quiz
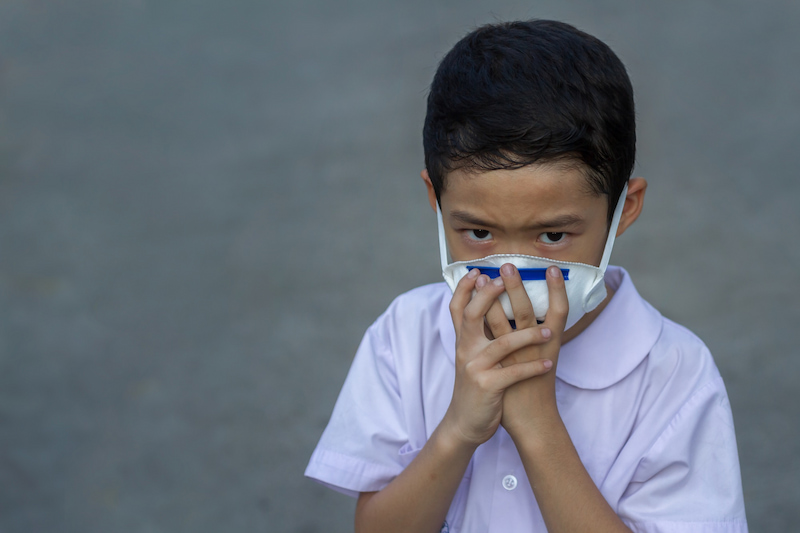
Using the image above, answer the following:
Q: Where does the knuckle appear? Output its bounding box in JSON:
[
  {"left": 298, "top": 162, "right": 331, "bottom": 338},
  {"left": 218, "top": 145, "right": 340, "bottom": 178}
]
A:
[
  {"left": 514, "top": 307, "right": 533, "bottom": 323},
  {"left": 463, "top": 305, "right": 481, "bottom": 323},
  {"left": 487, "top": 316, "right": 504, "bottom": 330},
  {"left": 475, "top": 373, "right": 492, "bottom": 391},
  {"left": 463, "top": 359, "right": 476, "bottom": 374},
  {"left": 449, "top": 300, "right": 459, "bottom": 315},
  {"left": 494, "top": 335, "right": 511, "bottom": 353},
  {"left": 503, "top": 364, "right": 522, "bottom": 380}
]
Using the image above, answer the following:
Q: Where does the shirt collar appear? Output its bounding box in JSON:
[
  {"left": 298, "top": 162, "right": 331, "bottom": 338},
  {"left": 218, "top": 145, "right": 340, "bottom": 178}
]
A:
[{"left": 437, "top": 266, "right": 663, "bottom": 390}]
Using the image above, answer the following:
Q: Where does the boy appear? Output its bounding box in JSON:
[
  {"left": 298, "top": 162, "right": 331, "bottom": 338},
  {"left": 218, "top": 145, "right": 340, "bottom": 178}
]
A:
[{"left": 305, "top": 20, "right": 747, "bottom": 533}]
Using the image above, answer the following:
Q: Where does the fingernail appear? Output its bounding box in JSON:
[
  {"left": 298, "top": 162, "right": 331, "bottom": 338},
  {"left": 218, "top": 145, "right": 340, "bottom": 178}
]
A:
[
  {"left": 476, "top": 275, "right": 487, "bottom": 288},
  {"left": 467, "top": 268, "right": 480, "bottom": 279},
  {"left": 492, "top": 276, "right": 504, "bottom": 287},
  {"left": 542, "top": 360, "right": 553, "bottom": 369},
  {"left": 548, "top": 266, "right": 561, "bottom": 279},
  {"left": 541, "top": 328, "right": 551, "bottom": 339},
  {"left": 500, "top": 263, "right": 515, "bottom": 277}
]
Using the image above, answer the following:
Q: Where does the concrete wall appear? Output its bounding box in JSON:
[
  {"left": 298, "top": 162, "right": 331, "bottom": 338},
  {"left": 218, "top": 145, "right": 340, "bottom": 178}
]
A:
[{"left": 1, "top": 1, "right": 798, "bottom": 531}]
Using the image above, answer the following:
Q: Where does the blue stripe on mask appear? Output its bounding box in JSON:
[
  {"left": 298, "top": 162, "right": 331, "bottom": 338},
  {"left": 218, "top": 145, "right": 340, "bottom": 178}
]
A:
[{"left": 466, "top": 266, "right": 570, "bottom": 281}]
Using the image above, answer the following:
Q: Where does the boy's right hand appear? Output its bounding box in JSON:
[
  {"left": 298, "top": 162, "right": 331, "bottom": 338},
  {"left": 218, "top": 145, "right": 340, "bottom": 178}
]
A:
[{"left": 441, "top": 268, "right": 554, "bottom": 448}]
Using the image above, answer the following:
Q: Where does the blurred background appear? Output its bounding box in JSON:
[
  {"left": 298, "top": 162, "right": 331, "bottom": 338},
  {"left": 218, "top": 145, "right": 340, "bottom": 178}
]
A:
[{"left": 1, "top": 0, "right": 798, "bottom": 531}]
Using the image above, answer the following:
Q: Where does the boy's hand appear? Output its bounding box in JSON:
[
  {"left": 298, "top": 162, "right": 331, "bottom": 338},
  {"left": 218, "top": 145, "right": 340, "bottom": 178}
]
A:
[
  {"left": 442, "top": 268, "right": 554, "bottom": 448},
  {"left": 483, "top": 264, "right": 568, "bottom": 439}
]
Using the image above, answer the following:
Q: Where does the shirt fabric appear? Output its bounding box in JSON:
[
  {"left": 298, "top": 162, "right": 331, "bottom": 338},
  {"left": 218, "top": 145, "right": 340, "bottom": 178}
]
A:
[{"left": 305, "top": 267, "right": 748, "bottom": 532}]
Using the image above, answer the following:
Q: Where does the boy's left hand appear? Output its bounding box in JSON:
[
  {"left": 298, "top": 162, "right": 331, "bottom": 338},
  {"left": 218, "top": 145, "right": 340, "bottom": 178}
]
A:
[{"left": 484, "top": 263, "right": 569, "bottom": 439}]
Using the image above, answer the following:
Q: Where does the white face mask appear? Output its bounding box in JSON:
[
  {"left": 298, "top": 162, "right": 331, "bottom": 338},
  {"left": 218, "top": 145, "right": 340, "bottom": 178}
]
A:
[{"left": 437, "top": 184, "right": 627, "bottom": 331}]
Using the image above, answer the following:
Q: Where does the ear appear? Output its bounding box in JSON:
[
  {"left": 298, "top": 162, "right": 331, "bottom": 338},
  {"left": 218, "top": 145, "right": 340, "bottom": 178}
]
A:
[
  {"left": 615, "top": 177, "right": 647, "bottom": 237},
  {"left": 421, "top": 169, "right": 439, "bottom": 213}
]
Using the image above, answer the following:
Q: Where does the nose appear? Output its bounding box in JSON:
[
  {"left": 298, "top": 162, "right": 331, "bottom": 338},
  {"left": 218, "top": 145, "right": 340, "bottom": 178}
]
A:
[{"left": 495, "top": 239, "right": 530, "bottom": 256}]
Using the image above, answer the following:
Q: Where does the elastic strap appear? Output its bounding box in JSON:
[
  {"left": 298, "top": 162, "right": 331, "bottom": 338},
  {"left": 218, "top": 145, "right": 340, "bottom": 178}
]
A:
[
  {"left": 436, "top": 204, "right": 449, "bottom": 271},
  {"left": 599, "top": 183, "right": 628, "bottom": 272}
]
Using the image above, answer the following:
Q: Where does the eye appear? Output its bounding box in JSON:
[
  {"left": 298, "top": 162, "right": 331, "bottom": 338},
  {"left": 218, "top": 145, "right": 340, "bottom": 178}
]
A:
[
  {"left": 540, "top": 232, "right": 565, "bottom": 244},
  {"left": 467, "top": 229, "right": 492, "bottom": 241}
]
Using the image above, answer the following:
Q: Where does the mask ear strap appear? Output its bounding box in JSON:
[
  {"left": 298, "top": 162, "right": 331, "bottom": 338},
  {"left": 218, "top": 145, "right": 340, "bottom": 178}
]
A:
[
  {"left": 436, "top": 204, "right": 450, "bottom": 270},
  {"left": 599, "top": 183, "right": 629, "bottom": 272}
]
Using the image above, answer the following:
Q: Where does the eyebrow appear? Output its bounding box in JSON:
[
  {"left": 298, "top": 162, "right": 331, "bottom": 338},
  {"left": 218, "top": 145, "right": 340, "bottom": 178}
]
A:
[{"left": 449, "top": 210, "right": 585, "bottom": 230}]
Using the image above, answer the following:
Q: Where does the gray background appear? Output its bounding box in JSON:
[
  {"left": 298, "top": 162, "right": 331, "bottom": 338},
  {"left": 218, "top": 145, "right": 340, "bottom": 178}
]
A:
[{"left": 1, "top": 0, "right": 798, "bottom": 531}]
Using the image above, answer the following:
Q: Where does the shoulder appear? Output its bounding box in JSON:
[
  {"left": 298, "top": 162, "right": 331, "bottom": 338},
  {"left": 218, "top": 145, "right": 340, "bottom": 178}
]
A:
[
  {"left": 370, "top": 282, "right": 452, "bottom": 339},
  {"left": 358, "top": 282, "right": 456, "bottom": 371},
  {"left": 306, "top": 286, "right": 455, "bottom": 496},
  {"left": 646, "top": 316, "right": 722, "bottom": 395},
  {"left": 382, "top": 282, "right": 451, "bottom": 316}
]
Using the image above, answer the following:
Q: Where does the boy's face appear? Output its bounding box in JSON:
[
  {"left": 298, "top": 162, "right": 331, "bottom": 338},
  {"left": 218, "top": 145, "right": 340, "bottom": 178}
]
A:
[{"left": 429, "top": 163, "right": 611, "bottom": 267}]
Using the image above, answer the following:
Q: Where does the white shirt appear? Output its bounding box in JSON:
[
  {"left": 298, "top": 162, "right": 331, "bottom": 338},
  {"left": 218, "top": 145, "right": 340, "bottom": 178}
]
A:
[{"left": 305, "top": 267, "right": 748, "bottom": 532}]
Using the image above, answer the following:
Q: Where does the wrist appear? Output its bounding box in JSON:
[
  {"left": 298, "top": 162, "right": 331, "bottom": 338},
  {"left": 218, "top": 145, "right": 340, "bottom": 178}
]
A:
[
  {"left": 504, "top": 399, "right": 562, "bottom": 444},
  {"left": 437, "top": 413, "right": 484, "bottom": 455}
]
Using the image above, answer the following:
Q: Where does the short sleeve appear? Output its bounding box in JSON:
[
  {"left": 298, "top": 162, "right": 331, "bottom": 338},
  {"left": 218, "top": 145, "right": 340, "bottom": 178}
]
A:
[
  {"left": 618, "top": 377, "right": 748, "bottom": 533},
  {"left": 304, "top": 313, "right": 413, "bottom": 498}
]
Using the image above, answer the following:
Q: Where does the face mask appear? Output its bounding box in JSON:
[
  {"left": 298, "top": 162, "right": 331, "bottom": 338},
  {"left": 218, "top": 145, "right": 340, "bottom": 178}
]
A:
[{"left": 437, "top": 184, "right": 627, "bottom": 331}]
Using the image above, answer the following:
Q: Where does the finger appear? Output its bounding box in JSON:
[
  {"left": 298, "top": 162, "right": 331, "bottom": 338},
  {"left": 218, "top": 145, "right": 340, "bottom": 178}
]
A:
[
  {"left": 493, "top": 358, "right": 553, "bottom": 389},
  {"left": 544, "top": 265, "right": 569, "bottom": 332},
  {"left": 498, "top": 327, "right": 553, "bottom": 367},
  {"left": 450, "top": 267, "right": 481, "bottom": 334},
  {"left": 484, "top": 298, "right": 513, "bottom": 340},
  {"left": 461, "top": 275, "right": 506, "bottom": 339},
  {"left": 479, "top": 326, "right": 553, "bottom": 367},
  {"left": 499, "top": 263, "right": 536, "bottom": 329}
]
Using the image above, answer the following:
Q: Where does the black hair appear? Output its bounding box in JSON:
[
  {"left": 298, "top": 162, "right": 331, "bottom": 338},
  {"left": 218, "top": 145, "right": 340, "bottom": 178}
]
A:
[{"left": 423, "top": 20, "right": 635, "bottom": 222}]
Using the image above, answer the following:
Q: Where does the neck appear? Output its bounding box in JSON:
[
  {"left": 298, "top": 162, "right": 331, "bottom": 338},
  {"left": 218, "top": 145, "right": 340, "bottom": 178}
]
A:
[{"left": 561, "top": 283, "right": 615, "bottom": 345}]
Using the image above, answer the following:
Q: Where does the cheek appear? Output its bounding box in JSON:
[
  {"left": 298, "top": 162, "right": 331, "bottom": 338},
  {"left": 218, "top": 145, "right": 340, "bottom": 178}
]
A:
[
  {"left": 446, "top": 231, "right": 488, "bottom": 262},
  {"left": 577, "top": 229, "right": 610, "bottom": 266},
  {"left": 447, "top": 240, "right": 473, "bottom": 262}
]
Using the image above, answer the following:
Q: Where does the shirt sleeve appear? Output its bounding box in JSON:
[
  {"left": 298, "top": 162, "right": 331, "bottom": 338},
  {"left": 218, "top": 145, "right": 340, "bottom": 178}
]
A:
[
  {"left": 304, "top": 311, "right": 413, "bottom": 498},
  {"left": 618, "top": 376, "right": 749, "bottom": 533}
]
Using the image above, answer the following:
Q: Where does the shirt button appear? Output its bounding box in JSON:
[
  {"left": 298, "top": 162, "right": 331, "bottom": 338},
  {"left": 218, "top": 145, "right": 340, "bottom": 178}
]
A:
[{"left": 502, "top": 475, "right": 517, "bottom": 491}]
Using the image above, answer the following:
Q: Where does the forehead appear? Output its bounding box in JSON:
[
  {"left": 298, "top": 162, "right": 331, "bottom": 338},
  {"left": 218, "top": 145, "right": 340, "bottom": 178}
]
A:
[{"left": 440, "top": 163, "right": 604, "bottom": 223}]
